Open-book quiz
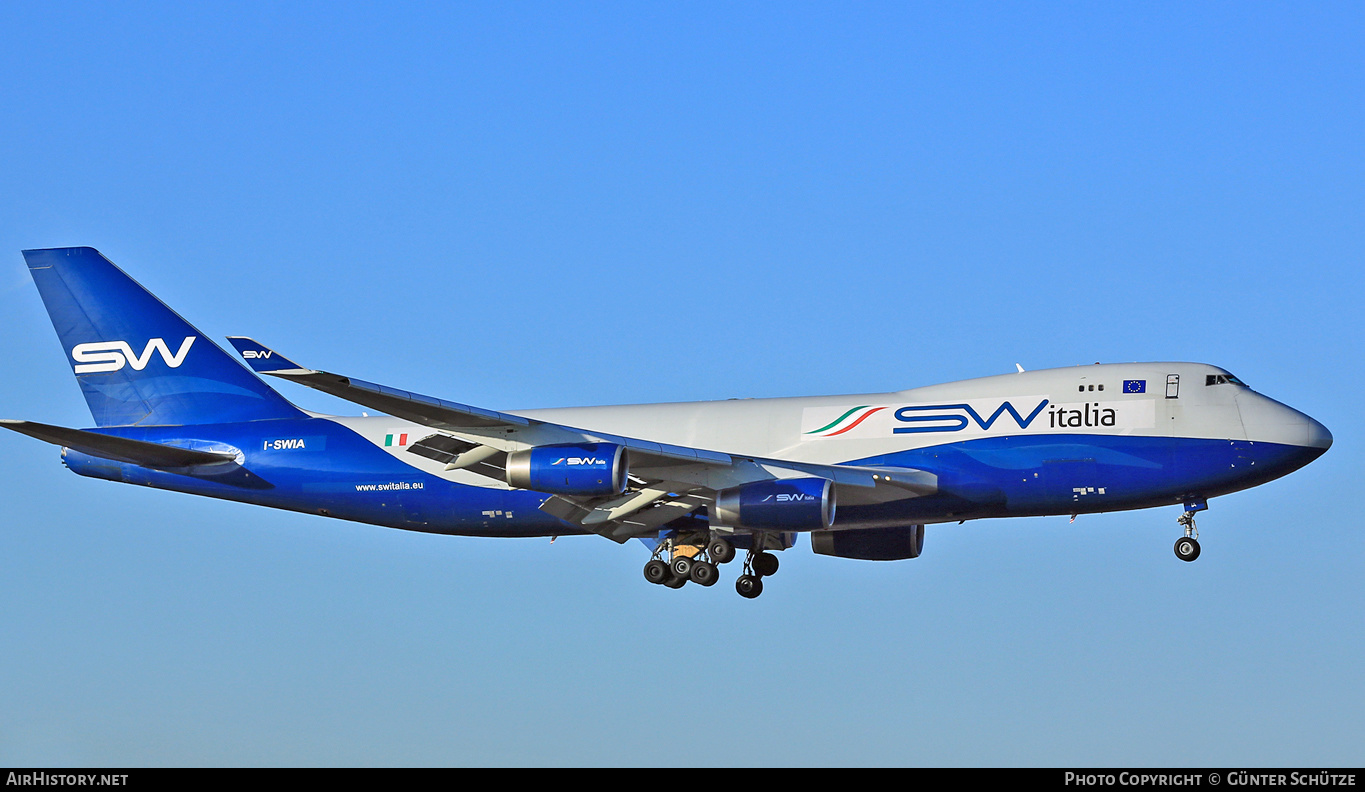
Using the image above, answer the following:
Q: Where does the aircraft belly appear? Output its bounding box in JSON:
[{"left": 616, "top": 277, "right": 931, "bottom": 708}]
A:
[{"left": 856, "top": 434, "right": 1320, "bottom": 518}]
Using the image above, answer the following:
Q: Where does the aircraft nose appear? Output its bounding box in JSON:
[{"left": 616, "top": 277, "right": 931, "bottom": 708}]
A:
[
  {"left": 1304, "top": 414, "right": 1333, "bottom": 450},
  {"left": 1236, "top": 390, "right": 1332, "bottom": 451}
]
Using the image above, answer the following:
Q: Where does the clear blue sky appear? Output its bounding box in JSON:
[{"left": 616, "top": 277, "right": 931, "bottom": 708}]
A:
[{"left": 1, "top": 2, "right": 1361, "bottom": 766}]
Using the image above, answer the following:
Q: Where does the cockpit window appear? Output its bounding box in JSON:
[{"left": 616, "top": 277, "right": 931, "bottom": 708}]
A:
[{"left": 1205, "top": 374, "right": 1248, "bottom": 387}]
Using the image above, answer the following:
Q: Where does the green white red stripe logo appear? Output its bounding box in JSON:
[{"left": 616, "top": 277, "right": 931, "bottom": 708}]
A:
[
  {"left": 805, "top": 405, "right": 887, "bottom": 437},
  {"left": 384, "top": 432, "right": 411, "bottom": 447}
]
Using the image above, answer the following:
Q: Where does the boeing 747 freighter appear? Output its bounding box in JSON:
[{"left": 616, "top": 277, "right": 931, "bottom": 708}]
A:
[{"left": 2, "top": 248, "right": 1332, "bottom": 597}]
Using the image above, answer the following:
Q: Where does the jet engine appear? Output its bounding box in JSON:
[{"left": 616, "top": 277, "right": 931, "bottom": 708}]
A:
[
  {"left": 714, "top": 477, "right": 835, "bottom": 531},
  {"left": 810, "top": 524, "right": 925, "bottom": 560},
  {"left": 505, "top": 442, "right": 628, "bottom": 497}
]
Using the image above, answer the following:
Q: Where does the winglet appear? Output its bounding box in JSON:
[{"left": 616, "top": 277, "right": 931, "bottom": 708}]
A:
[{"left": 225, "top": 337, "right": 313, "bottom": 374}]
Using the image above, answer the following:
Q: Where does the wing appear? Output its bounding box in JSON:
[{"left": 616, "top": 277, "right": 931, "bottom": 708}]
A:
[{"left": 227, "top": 337, "right": 937, "bottom": 542}]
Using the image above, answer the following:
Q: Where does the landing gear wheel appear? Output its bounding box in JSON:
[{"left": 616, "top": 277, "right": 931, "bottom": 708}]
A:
[
  {"left": 690, "top": 560, "right": 719, "bottom": 587},
  {"left": 707, "top": 537, "right": 736, "bottom": 564},
  {"left": 663, "top": 571, "right": 688, "bottom": 588},
  {"left": 736, "top": 574, "right": 763, "bottom": 599},
  {"left": 1174, "top": 536, "right": 1201, "bottom": 562},
  {"left": 751, "top": 551, "right": 779, "bottom": 578},
  {"left": 643, "top": 559, "right": 670, "bottom": 585},
  {"left": 671, "top": 556, "right": 694, "bottom": 580},
  {"left": 1175, "top": 506, "right": 1203, "bottom": 562}
]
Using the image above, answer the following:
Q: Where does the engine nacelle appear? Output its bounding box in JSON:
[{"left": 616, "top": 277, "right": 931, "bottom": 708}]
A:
[
  {"left": 505, "top": 443, "right": 628, "bottom": 497},
  {"left": 714, "top": 477, "right": 835, "bottom": 532},
  {"left": 810, "top": 524, "right": 925, "bottom": 560}
]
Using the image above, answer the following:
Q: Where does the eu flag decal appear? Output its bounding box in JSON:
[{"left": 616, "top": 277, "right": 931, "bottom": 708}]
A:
[{"left": 1123, "top": 380, "right": 1146, "bottom": 394}]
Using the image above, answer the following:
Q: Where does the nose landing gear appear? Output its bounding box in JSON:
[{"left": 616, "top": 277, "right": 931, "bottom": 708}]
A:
[
  {"left": 1174, "top": 500, "right": 1206, "bottom": 562},
  {"left": 1174, "top": 533, "right": 1201, "bottom": 562}
]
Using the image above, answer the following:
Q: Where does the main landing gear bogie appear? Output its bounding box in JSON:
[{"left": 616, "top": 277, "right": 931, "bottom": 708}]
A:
[
  {"left": 642, "top": 536, "right": 780, "bottom": 597},
  {"left": 735, "top": 550, "right": 779, "bottom": 599},
  {"left": 644, "top": 536, "right": 731, "bottom": 590}
]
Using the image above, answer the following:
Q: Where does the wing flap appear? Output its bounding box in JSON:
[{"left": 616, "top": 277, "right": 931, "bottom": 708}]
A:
[
  {"left": 540, "top": 489, "right": 710, "bottom": 543},
  {"left": 404, "top": 434, "right": 509, "bottom": 478}
]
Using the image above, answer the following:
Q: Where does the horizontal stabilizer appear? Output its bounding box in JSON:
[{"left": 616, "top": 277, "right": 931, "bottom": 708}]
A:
[{"left": 0, "top": 419, "right": 238, "bottom": 468}]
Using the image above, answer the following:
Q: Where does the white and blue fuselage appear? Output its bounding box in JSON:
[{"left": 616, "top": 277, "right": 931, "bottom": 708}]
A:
[{"left": 62, "top": 362, "right": 1328, "bottom": 535}]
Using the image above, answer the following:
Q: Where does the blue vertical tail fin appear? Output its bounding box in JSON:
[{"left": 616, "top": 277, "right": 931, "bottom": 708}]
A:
[{"left": 22, "top": 247, "right": 305, "bottom": 427}]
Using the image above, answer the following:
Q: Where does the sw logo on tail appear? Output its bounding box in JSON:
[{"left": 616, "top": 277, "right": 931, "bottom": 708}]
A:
[{"left": 71, "top": 337, "right": 196, "bottom": 374}]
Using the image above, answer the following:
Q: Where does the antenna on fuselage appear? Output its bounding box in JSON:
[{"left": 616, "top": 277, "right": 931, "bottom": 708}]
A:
[{"left": 1015, "top": 363, "right": 1026, "bottom": 373}]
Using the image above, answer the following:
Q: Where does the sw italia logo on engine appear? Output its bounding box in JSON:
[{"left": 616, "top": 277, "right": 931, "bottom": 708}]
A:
[{"left": 552, "top": 456, "right": 610, "bottom": 467}]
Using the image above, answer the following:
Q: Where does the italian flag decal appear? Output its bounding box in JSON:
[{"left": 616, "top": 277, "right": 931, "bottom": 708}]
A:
[
  {"left": 804, "top": 405, "right": 887, "bottom": 437},
  {"left": 384, "top": 432, "right": 411, "bottom": 448}
]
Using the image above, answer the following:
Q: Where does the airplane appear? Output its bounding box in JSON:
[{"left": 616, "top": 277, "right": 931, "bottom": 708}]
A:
[{"left": 2, "top": 247, "right": 1333, "bottom": 598}]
